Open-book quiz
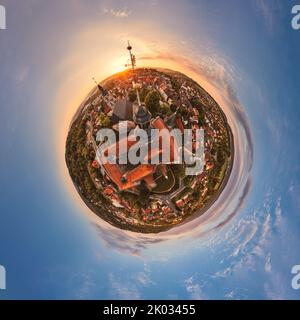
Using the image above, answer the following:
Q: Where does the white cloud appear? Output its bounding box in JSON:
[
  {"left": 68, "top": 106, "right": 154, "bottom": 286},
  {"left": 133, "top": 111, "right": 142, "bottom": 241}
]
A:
[
  {"left": 263, "top": 272, "right": 287, "bottom": 300},
  {"left": 212, "top": 192, "right": 282, "bottom": 282},
  {"left": 132, "top": 263, "right": 155, "bottom": 287},
  {"left": 254, "top": 0, "right": 281, "bottom": 33},
  {"left": 224, "top": 290, "right": 236, "bottom": 300},
  {"left": 184, "top": 277, "right": 205, "bottom": 300},
  {"left": 134, "top": 272, "right": 154, "bottom": 286},
  {"left": 274, "top": 197, "right": 282, "bottom": 228},
  {"left": 231, "top": 220, "right": 258, "bottom": 257},
  {"left": 103, "top": 7, "right": 132, "bottom": 18},
  {"left": 109, "top": 273, "right": 141, "bottom": 299},
  {"left": 264, "top": 252, "right": 272, "bottom": 273}
]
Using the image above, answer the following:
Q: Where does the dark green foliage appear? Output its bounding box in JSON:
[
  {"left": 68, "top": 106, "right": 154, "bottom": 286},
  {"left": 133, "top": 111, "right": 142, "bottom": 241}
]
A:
[{"left": 145, "top": 90, "right": 160, "bottom": 115}]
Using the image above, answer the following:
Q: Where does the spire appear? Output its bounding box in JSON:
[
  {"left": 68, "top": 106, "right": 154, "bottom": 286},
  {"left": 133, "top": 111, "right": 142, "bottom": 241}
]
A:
[
  {"left": 126, "top": 41, "right": 141, "bottom": 105},
  {"left": 92, "top": 77, "right": 107, "bottom": 96},
  {"left": 127, "top": 41, "right": 136, "bottom": 71}
]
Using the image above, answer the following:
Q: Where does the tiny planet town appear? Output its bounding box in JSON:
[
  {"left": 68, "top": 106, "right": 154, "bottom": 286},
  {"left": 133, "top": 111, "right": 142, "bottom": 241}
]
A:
[{"left": 65, "top": 43, "right": 234, "bottom": 233}]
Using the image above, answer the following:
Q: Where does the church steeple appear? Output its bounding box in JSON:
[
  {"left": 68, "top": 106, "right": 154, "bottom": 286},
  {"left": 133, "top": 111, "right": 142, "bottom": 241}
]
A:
[
  {"left": 92, "top": 77, "right": 108, "bottom": 96},
  {"left": 133, "top": 104, "right": 152, "bottom": 129}
]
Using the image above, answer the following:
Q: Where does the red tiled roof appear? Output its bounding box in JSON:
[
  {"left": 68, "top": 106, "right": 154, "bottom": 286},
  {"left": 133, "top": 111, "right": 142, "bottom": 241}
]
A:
[
  {"left": 175, "top": 117, "right": 185, "bottom": 134},
  {"left": 102, "top": 163, "right": 123, "bottom": 187},
  {"left": 103, "top": 104, "right": 112, "bottom": 114},
  {"left": 104, "top": 186, "right": 114, "bottom": 196},
  {"left": 124, "top": 164, "right": 156, "bottom": 184},
  {"left": 176, "top": 199, "right": 184, "bottom": 208},
  {"left": 104, "top": 137, "right": 137, "bottom": 158},
  {"left": 102, "top": 163, "right": 155, "bottom": 191},
  {"left": 100, "top": 116, "right": 181, "bottom": 191},
  {"left": 151, "top": 117, "right": 178, "bottom": 163}
]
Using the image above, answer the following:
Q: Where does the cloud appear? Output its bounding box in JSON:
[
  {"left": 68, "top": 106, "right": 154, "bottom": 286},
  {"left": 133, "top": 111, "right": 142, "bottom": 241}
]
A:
[
  {"left": 212, "top": 193, "right": 280, "bottom": 281},
  {"left": 103, "top": 7, "right": 132, "bottom": 18},
  {"left": 264, "top": 252, "right": 272, "bottom": 273},
  {"left": 133, "top": 272, "right": 154, "bottom": 286},
  {"left": 274, "top": 197, "right": 282, "bottom": 228},
  {"left": 132, "top": 263, "right": 155, "bottom": 286},
  {"left": 212, "top": 189, "right": 300, "bottom": 297},
  {"left": 231, "top": 220, "right": 258, "bottom": 257},
  {"left": 73, "top": 272, "right": 97, "bottom": 300},
  {"left": 224, "top": 290, "right": 236, "bottom": 300},
  {"left": 184, "top": 277, "right": 206, "bottom": 300},
  {"left": 263, "top": 271, "right": 288, "bottom": 300},
  {"left": 212, "top": 253, "right": 256, "bottom": 279},
  {"left": 109, "top": 273, "right": 141, "bottom": 299},
  {"left": 93, "top": 223, "right": 166, "bottom": 256},
  {"left": 254, "top": 0, "right": 282, "bottom": 33}
]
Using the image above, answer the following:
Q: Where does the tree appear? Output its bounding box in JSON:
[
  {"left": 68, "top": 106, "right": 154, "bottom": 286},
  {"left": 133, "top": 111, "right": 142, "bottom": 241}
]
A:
[
  {"left": 170, "top": 103, "right": 178, "bottom": 113},
  {"left": 190, "top": 96, "right": 200, "bottom": 108},
  {"left": 138, "top": 184, "right": 150, "bottom": 206},
  {"left": 140, "top": 87, "right": 150, "bottom": 102},
  {"left": 192, "top": 190, "right": 200, "bottom": 199},
  {"left": 189, "top": 97, "right": 205, "bottom": 124},
  {"left": 170, "top": 78, "right": 180, "bottom": 91},
  {"left": 178, "top": 107, "right": 189, "bottom": 120},
  {"left": 128, "top": 90, "right": 137, "bottom": 102},
  {"left": 99, "top": 113, "right": 111, "bottom": 127},
  {"left": 145, "top": 90, "right": 160, "bottom": 115},
  {"left": 160, "top": 103, "right": 172, "bottom": 116}
]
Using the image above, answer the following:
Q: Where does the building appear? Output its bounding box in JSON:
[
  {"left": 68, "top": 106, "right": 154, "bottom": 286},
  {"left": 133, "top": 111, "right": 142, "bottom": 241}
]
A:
[
  {"left": 111, "top": 99, "right": 133, "bottom": 124},
  {"left": 133, "top": 104, "right": 152, "bottom": 129},
  {"left": 97, "top": 115, "right": 180, "bottom": 192}
]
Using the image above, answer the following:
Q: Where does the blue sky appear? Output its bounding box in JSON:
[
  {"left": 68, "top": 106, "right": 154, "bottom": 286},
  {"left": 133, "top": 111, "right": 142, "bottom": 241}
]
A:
[{"left": 0, "top": 0, "right": 300, "bottom": 299}]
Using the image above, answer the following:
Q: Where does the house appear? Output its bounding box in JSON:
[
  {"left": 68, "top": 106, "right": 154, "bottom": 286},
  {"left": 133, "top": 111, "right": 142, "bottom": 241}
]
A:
[
  {"left": 98, "top": 116, "right": 180, "bottom": 192},
  {"left": 175, "top": 199, "right": 184, "bottom": 208},
  {"left": 102, "top": 103, "right": 112, "bottom": 116},
  {"left": 92, "top": 160, "right": 100, "bottom": 169}
]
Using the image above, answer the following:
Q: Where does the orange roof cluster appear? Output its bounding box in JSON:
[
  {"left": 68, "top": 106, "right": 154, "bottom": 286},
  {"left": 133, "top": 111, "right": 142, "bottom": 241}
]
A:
[
  {"left": 99, "top": 116, "right": 179, "bottom": 191},
  {"left": 124, "top": 164, "right": 156, "bottom": 184},
  {"left": 151, "top": 117, "right": 179, "bottom": 163},
  {"left": 104, "top": 137, "right": 137, "bottom": 158},
  {"left": 175, "top": 116, "right": 185, "bottom": 134},
  {"left": 102, "top": 163, "right": 155, "bottom": 191}
]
